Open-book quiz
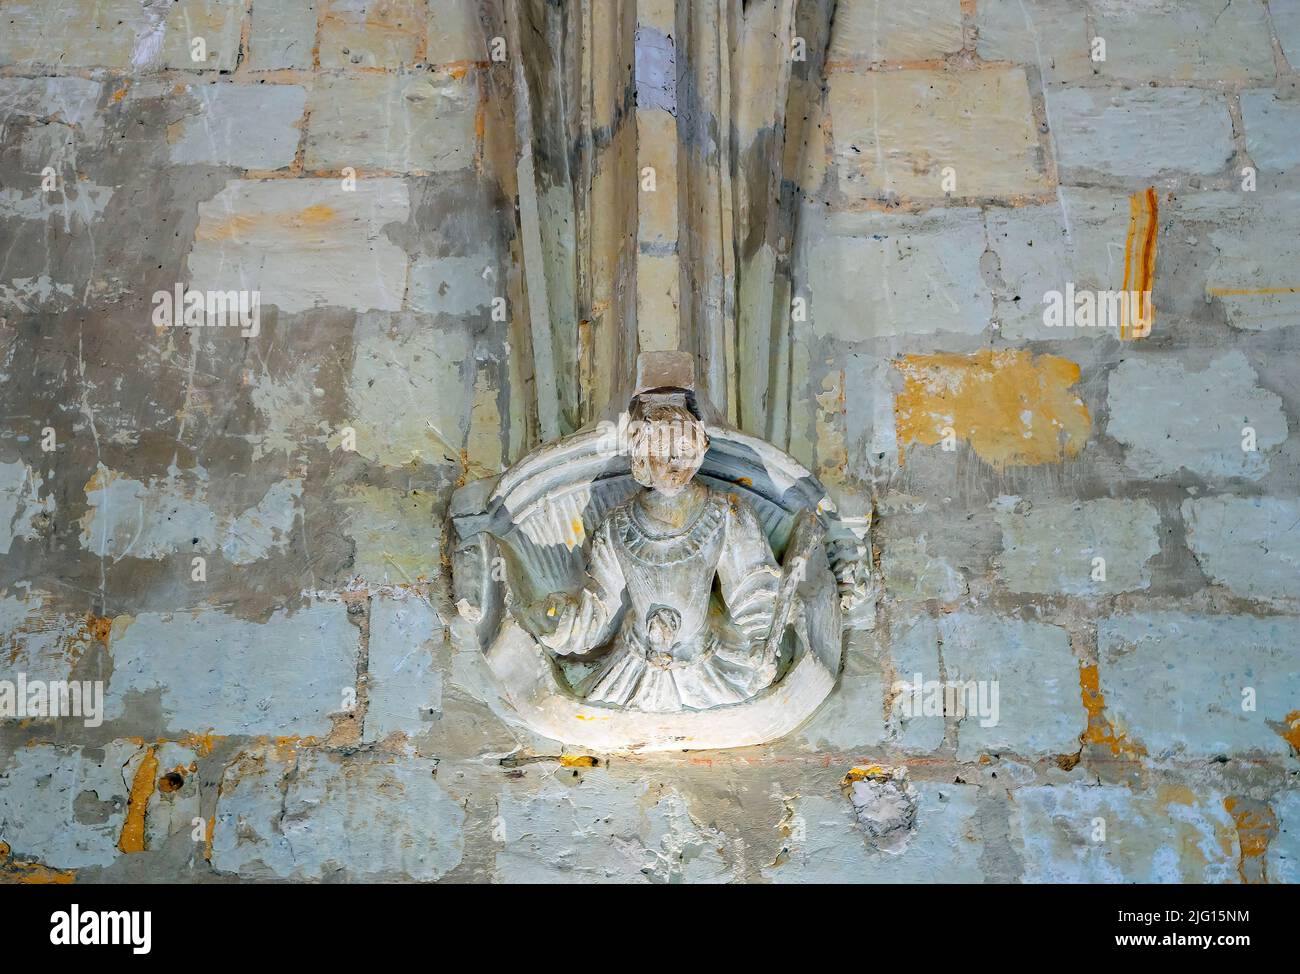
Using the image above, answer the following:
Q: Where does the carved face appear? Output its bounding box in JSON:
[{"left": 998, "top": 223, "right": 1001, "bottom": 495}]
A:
[{"left": 629, "top": 402, "right": 709, "bottom": 497}]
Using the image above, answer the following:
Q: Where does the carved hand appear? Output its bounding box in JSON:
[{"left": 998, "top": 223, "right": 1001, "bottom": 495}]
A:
[{"left": 521, "top": 592, "right": 579, "bottom": 652}]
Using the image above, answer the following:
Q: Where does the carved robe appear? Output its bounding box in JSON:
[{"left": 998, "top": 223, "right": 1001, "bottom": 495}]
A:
[{"left": 538, "top": 488, "right": 781, "bottom": 712}]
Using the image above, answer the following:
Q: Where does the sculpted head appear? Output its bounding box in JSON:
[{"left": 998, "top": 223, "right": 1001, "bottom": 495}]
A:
[{"left": 628, "top": 398, "right": 709, "bottom": 497}]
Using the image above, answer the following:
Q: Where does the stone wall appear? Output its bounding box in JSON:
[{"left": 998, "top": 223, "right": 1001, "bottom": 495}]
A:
[{"left": 1, "top": 0, "right": 1298, "bottom": 883}]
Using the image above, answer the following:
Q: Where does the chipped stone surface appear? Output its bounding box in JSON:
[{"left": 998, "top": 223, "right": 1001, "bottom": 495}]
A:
[
  {"left": 211, "top": 745, "right": 463, "bottom": 881},
  {"left": 995, "top": 499, "right": 1161, "bottom": 597},
  {"left": 0, "top": 459, "right": 52, "bottom": 554},
  {"left": 187, "top": 178, "right": 410, "bottom": 314},
  {"left": 1013, "top": 781, "right": 1239, "bottom": 883},
  {"left": 1106, "top": 352, "right": 1288, "bottom": 480},
  {"left": 1049, "top": 86, "right": 1235, "bottom": 178},
  {"left": 79, "top": 467, "right": 303, "bottom": 565},
  {"left": 105, "top": 604, "right": 360, "bottom": 736},
  {"left": 158, "top": 0, "right": 244, "bottom": 72},
  {"left": 829, "top": 67, "right": 1050, "bottom": 201},
  {"left": 493, "top": 771, "right": 740, "bottom": 883},
  {"left": 1182, "top": 496, "right": 1300, "bottom": 606},
  {"left": 305, "top": 73, "right": 477, "bottom": 172},
  {"left": 765, "top": 783, "right": 984, "bottom": 883},
  {"left": 408, "top": 252, "right": 497, "bottom": 316},
  {"left": 169, "top": 84, "right": 307, "bottom": 170},
  {"left": 1097, "top": 613, "right": 1300, "bottom": 758},
  {"left": 0, "top": 0, "right": 154, "bottom": 70},
  {"left": 0, "top": 742, "right": 139, "bottom": 869}
]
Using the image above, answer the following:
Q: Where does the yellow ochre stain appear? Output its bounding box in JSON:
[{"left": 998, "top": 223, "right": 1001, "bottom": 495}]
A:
[
  {"left": 0, "top": 842, "right": 75, "bottom": 884},
  {"left": 1275, "top": 710, "right": 1300, "bottom": 754},
  {"left": 893, "top": 349, "right": 1091, "bottom": 470},
  {"left": 1078, "top": 664, "right": 1145, "bottom": 759},
  {"left": 1120, "top": 187, "right": 1159, "bottom": 340},
  {"left": 118, "top": 747, "right": 159, "bottom": 854},
  {"left": 1224, "top": 796, "right": 1276, "bottom": 884},
  {"left": 1207, "top": 287, "right": 1300, "bottom": 296},
  {"left": 841, "top": 765, "right": 890, "bottom": 785},
  {"left": 559, "top": 754, "right": 599, "bottom": 768}
]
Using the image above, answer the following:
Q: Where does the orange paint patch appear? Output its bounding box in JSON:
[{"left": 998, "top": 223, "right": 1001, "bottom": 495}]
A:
[
  {"left": 118, "top": 747, "right": 159, "bottom": 854},
  {"left": 1079, "top": 664, "right": 1145, "bottom": 759},
  {"left": 841, "top": 765, "right": 890, "bottom": 785},
  {"left": 1223, "top": 796, "right": 1276, "bottom": 884},
  {"left": 179, "top": 731, "right": 221, "bottom": 757},
  {"left": 1120, "top": 187, "right": 1158, "bottom": 340},
  {"left": 85, "top": 613, "right": 113, "bottom": 643},
  {"left": 0, "top": 843, "right": 75, "bottom": 884},
  {"left": 1272, "top": 710, "right": 1300, "bottom": 755},
  {"left": 893, "top": 350, "right": 1091, "bottom": 469}
]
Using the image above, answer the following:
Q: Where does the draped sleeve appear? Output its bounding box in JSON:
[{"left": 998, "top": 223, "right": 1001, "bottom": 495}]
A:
[
  {"left": 715, "top": 495, "right": 780, "bottom": 643},
  {"left": 538, "top": 517, "right": 628, "bottom": 655}
]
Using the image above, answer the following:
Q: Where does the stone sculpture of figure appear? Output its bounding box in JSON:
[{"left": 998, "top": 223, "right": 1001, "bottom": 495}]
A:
[{"left": 521, "top": 392, "right": 784, "bottom": 713}]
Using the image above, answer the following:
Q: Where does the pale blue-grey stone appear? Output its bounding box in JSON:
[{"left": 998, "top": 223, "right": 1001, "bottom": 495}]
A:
[
  {"left": 211, "top": 746, "right": 463, "bottom": 881},
  {"left": 494, "top": 773, "right": 739, "bottom": 883},
  {"left": 1274, "top": 0, "right": 1300, "bottom": 66},
  {"left": 1048, "top": 86, "right": 1234, "bottom": 178},
  {"left": 364, "top": 593, "right": 444, "bottom": 742},
  {"left": 105, "top": 603, "right": 360, "bottom": 736},
  {"left": 1091, "top": 0, "right": 1275, "bottom": 82},
  {"left": 764, "top": 783, "right": 984, "bottom": 883},
  {"left": 882, "top": 537, "right": 967, "bottom": 602},
  {"left": 170, "top": 84, "right": 307, "bottom": 169},
  {"left": 1205, "top": 190, "right": 1300, "bottom": 331},
  {"left": 884, "top": 616, "right": 946, "bottom": 752},
  {"left": 1012, "top": 781, "right": 1238, "bottom": 883},
  {"left": 810, "top": 209, "right": 990, "bottom": 340},
  {"left": 797, "top": 630, "right": 888, "bottom": 751},
  {"left": 995, "top": 499, "right": 1161, "bottom": 597},
  {"left": 305, "top": 73, "right": 477, "bottom": 172},
  {"left": 1267, "top": 788, "right": 1300, "bottom": 884},
  {"left": 0, "top": 741, "right": 140, "bottom": 869},
  {"left": 407, "top": 253, "right": 497, "bottom": 316},
  {"left": 1241, "top": 90, "right": 1300, "bottom": 172},
  {"left": 249, "top": 0, "right": 317, "bottom": 70},
  {"left": 1106, "top": 351, "right": 1287, "bottom": 480},
  {"left": 1097, "top": 613, "right": 1300, "bottom": 758},
  {"left": 939, "top": 613, "right": 1079, "bottom": 762},
  {"left": 1183, "top": 496, "right": 1300, "bottom": 606}
]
